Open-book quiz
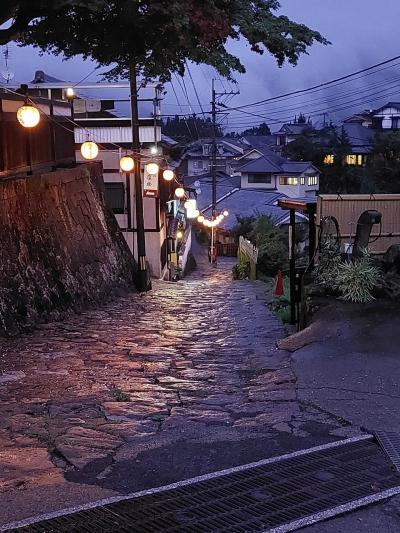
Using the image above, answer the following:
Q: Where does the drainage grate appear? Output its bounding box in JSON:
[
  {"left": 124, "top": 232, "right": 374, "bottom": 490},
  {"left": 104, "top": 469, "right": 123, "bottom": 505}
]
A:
[
  {"left": 3, "top": 436, "right": 400, "bottom": 533},
  {"left": 375, "top": 431, "right": 400, "bottom": 472}
]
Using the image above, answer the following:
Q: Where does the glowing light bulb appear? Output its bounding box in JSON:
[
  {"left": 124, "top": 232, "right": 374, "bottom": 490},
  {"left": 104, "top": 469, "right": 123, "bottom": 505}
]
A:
[
  {"left": 223, "top": 210, "right": 229, "bottom": 217},
  {"left": 163, "top": 169, "right": 174, "bottom": 181},
  {"left": 176, "top": 230, "right": 184, "bottom": 239},
  {"left": 120, "top": 156, "right": 135, "bottom": 172},
  {"left": 197, "top": 215, "right": 205, "bottom": 223},
  {"left": 80, "top": 141, "right": 99, "bottom": 160},
  {"left": 17, "top": 105, "right": 40, "bottom": 128},
  {"left": 146, "top": 162, "right": 159, "bottom": 175},
  {"left": 66, "top": 87, "right": 75, "bottom": 99},
  {"left": 174, "top": 187, "right": 185, "bottom": 199}
]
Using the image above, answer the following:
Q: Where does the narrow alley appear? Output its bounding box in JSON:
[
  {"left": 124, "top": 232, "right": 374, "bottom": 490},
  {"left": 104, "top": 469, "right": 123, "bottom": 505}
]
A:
[{"left": 0, "top": 258, "right": 353, "bottom": 526}]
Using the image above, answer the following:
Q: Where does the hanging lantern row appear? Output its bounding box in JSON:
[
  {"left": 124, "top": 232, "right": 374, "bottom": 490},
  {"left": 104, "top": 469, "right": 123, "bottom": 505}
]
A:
[
  {"left": 197, "top": 210, "right": 229, "bottom": 228},
  {"left": 15, "top": 104, "right": 181, "bottom": 185}
]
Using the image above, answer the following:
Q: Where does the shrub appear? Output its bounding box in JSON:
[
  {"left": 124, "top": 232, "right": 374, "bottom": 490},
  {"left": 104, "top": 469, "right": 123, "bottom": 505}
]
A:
[
  {"left": 336, "top": 252, "right": 382, "bottom": 303},
  {"left": 232, "top": 260, "right": 250, "bottom": 280},
  {"left": 315, "top": 243, "right": 382, "bottom": 303},
  {"left": 250, "top": 216, "right": 288, "bottom": 276}
]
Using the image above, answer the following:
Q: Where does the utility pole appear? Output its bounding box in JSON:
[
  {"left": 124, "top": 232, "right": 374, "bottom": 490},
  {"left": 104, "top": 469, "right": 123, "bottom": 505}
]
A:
[
  {"left": 210, "top": 79, "right": 217, "bottom": 264},
  {"left": 210, "top": 81, "right": 239, "bottom": 265},
  {"left": 129, "top": 67, "right": 151, "bottom": 292}
]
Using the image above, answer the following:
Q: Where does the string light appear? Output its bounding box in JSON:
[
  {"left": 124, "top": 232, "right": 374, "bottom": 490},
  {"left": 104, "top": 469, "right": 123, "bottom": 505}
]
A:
[
  {"left": 81, "top": 140, "right": 99, "bottom": 160},
  {"left": 163, "top": 169, "right": 174, "bottom": 181},
  {"left": 223, "top": 210, "right": 229, "bottom": 217},
  {"left": 174, "top": 187, "right": 185, "bottom": 199},
  {"left": 120, "top": 156, "right": 135, "bottom": 172},
  {"left": 146, "top": 162, "right": 159, "bottom": 175},
  {"left": 197, "top": 215, "right": 205, "bottom": 223},
  {"left": 17, "top": 105, "right": 40, "bottom": 128}
]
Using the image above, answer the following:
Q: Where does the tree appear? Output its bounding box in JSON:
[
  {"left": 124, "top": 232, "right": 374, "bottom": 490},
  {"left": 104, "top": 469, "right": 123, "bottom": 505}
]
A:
[
  {"left": 1, "top": 1, "right": 328, "bottom": 80},
  {"left": 368, "top": 130, "right": 400, "bottom": 192},
  {"left": 163, "top": 115, "right": 223, "bottom": 143}
]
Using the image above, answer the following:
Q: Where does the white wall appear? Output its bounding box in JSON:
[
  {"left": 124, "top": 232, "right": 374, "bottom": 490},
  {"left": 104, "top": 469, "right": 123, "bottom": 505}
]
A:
[
  {"left": 372, "top": 106, "right": 400, "bottom": 129},
  {"left": 76, "top": 147, "right": 166, "bottom": 278}
]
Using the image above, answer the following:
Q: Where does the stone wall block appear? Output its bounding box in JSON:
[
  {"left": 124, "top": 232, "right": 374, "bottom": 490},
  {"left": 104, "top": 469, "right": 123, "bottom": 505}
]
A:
[{"left": 0, "top": 163, "right": 137, "bottom": 335}]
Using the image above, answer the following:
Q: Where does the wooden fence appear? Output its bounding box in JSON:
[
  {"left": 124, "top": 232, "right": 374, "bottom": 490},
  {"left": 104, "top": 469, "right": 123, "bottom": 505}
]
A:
[
  {"left": 317, "top": 195, "right": 400, "bottom": 254},
  {"left": 239, "top": 236, "right": 259, "bottom": 280},
  {"left": 0, "top": 93, "right": 75, "bottom": 178}
]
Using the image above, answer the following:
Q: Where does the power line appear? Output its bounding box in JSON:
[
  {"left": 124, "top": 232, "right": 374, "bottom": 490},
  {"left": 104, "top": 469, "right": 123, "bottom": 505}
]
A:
[{"left": 222, "top": 54, "right": 400, "bottom": 112}]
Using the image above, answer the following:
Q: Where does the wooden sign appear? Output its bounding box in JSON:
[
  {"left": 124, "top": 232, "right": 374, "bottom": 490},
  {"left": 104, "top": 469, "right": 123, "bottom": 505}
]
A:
[{"left": 143, "top": 170, "right": 159, "bottom": 198}]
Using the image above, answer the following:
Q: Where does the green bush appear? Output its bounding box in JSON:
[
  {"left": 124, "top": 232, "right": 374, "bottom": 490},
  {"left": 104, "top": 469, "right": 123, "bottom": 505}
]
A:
[
  {"left": 232, "top": 261, "right": 250, "bottom": 280},
  {"left": 315, "top": 243, "right": 382, "bottom": 303},
  {"left": 250, "top": 216, "right": 288, "bottom": 276},
  {"left": 336, "top": 253, "right": 382, "bottom": 303}
]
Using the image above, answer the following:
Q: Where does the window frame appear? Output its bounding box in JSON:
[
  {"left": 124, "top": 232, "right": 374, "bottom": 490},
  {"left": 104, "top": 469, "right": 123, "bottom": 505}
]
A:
[
  {"left": 247, "top": 173, "right": 272, "bottom": 184},
  {"left": 104, "top": 182, "right": 125, "bottom": 214}
]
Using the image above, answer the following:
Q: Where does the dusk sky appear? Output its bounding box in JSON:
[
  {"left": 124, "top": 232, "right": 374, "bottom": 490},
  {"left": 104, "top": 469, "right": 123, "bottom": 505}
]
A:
[{"left": 2, "top": 0, "right": 400, "bottom": 131}]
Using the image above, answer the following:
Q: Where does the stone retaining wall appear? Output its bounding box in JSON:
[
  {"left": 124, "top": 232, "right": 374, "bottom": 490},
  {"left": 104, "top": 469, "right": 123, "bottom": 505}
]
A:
[{"left": 0, "top": 163, "right": 136, "bottom": 335}]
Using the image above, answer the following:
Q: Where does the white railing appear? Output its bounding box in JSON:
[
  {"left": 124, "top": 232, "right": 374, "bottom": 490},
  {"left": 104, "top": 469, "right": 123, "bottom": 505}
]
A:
[
  {"left": 238, "top": 236, "right": 258, "bottom": 280},
  {"left": 239, "top": 236, "right": 259, "bottom": 263}
]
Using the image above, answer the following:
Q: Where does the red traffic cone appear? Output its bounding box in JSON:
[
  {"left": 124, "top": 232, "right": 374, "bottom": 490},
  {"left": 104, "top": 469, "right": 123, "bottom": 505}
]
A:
[{"left": 274, "top": 270, "right": 284, "bottom": 297}]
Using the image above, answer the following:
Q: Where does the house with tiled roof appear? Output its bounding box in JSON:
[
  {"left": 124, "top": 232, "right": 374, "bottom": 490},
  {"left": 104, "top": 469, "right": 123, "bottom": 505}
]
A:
[
  {"left": 371, "top": 102, "right": 400, "bottom": 130},
  {"left": 238, "top": 153, "right": 320, "bottom": 198}
]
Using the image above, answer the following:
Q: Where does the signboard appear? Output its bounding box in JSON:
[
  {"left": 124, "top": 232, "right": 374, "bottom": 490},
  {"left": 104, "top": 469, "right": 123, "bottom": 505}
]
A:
[
  {"left": 143, "top": 170, "right": 159, "bottom": 198},
  {"left": 73, "top": 99, "right": 101, "bottom": 113}
]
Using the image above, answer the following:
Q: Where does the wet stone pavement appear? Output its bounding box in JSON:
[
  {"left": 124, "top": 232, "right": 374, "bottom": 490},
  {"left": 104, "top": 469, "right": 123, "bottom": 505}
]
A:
[{"left": 0, "top": 258, "right": 356, "bottom": 525}]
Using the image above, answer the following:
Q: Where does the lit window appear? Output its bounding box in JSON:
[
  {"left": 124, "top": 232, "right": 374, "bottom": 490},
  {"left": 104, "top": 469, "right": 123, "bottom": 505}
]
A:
[
  {"left": 280, "top": 177, "right": 299, "bottom": 185},
  {"left": 345, "top": 154, "right": 364, "bottom": 166},
  {"left": 307, "top": 176, "right": 318, "bottom": 186},
  {"left": 300, "top": 177, "right": 305, "bottom": 185},
  {"left": 324, "top": 154, "right": 334, "bottom": 165},
  {"left": 345, "top": 154, "right": 357, "bottom": 165}
]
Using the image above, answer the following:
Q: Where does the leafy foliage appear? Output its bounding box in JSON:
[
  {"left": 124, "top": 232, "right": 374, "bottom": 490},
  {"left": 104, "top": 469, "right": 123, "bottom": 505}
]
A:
[
  {"left": 315, "top": 242, "right": 382, "bottom": 303},
  {"left": 336, "top": 253, "right": 382, "bottom": 303},
  {"left": 232, "top": 259, "right": 250, "bottom": 280},
  {"left": 226, "top": 122, "right": 271, "bottom": 138},
  {"left": 250, "top": 216, "right": 288, "bottom": 276},
  {"left": 368, "top": 130, "right": 400, "bottom": 193},
  {"left": 2, "top": 1, "right": 328, "bottom": 80},
  {"left": 163, "top": 116, "right": 223, "bottom": 143}
]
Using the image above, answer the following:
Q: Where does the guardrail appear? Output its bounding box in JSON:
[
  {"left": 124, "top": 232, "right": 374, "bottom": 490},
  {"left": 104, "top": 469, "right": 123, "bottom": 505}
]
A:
[{"left": 238, "top": 236, "right": 258, "bottom": 280}]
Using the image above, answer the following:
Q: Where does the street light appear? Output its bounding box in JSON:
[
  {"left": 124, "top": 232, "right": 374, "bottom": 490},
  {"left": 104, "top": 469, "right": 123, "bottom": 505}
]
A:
[
  {"left": 146, "top": 162, "right": 159, "bottom": 175},
  {"left": 17, "top": 104, "right": 40, "bottom": 128},
  {"left": 163, "top": 169, "right": 174, "bottom": 181},
  {"left": 120, "top": 156, "right": 135, "bottom": 172},
  {"left": 81, "top": 141, "right": 99, "bottom": 160}
]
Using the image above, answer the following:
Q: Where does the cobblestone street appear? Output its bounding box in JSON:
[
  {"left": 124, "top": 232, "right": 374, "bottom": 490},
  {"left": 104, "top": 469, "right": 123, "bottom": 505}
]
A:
[{"left": 0, "top": 257, "right": 353, "bottom": 525}]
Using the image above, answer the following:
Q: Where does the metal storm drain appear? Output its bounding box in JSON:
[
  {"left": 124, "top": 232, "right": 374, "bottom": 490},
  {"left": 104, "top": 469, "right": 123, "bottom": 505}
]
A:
[
  {"left": 375, "top": 431, "right": 400, "bottom": 472},
  {"left": 3, "top": 435, "right": 400, "bottom": 533}
]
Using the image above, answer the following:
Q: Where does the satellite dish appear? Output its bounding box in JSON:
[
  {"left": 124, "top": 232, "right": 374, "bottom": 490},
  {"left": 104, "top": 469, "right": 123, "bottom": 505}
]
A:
[
  {"left": 1, "top": 70, "right": 14, "bottom": 83},
  {"left": 194, "top": 180, "right": 201, "bottom": 188}
]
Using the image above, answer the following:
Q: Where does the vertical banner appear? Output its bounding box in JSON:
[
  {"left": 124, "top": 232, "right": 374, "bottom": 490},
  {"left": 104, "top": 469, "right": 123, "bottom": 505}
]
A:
[{"left": 143, "top": 169, "right": 159, "bottom": 198}]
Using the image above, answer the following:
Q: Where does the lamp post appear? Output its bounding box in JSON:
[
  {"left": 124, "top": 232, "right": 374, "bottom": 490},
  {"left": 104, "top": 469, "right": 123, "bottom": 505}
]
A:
[
  {"left": 130, "top": 67, "right": 151, "bottom": 292},
  {"left": 120, "top": 156, "right": 135, "bottom": 232}
]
